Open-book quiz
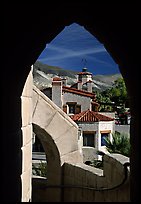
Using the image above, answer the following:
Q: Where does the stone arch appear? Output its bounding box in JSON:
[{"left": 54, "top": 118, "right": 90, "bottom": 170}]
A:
[
  {"left": 3, "top": 3, "right": 139, "bottom": 202},
  {"left": 32, "top": 85, "right": 82, "bottom": 165}
]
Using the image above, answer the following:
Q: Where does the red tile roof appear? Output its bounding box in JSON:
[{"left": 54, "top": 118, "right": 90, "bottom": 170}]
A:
[
  {"left": 70, "top": 110, "right": 114, "bottom": 122},
  {"left": 62, "top": 86, "right": 96, "bottom": 98},
  {"left": 78, "top": 72, "right": 92, "bottom": 75}
]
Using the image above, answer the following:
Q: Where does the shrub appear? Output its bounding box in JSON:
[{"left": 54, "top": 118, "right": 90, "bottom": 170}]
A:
[
  {"left": 32, "top": 161, "right": 47, "bottom": 177},
  {"left": 105, "top": 132, "right": 130, "bottom": 157}
]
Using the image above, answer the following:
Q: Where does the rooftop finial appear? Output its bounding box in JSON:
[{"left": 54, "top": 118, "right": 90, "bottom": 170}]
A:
[{"left": 81, "top": 58, "right": 87, "bottom": 68}]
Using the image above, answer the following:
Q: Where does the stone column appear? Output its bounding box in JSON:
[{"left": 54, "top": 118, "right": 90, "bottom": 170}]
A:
[{"left": 20, "top": 68, "right": 33, "bottom": 202}]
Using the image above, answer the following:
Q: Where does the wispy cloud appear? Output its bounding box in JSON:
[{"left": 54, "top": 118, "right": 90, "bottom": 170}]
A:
[
  {"left": 40, "top": 44, "right": 114, "bottom": 67},
  {"left": 40, "top": 44, "right": 106, "bottom": 62},
  {"left": 84, "top": 55, "right": 116, "bottom": 68},
  {"left": 38, "top": 23, "right": 119, "bottom": 74}
]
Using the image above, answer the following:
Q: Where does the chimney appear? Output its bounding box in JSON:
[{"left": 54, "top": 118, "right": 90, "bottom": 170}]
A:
[
  {"left": 52, "top": 77, "right": 63, "bottom": 109},
  {"left": 87, "top": 80, "right": 92, "bottom": 92}
]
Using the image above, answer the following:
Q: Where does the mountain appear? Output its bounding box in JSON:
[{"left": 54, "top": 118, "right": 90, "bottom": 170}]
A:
[{"left": 33, "top": 61, "right": 121, "bottom": 91}]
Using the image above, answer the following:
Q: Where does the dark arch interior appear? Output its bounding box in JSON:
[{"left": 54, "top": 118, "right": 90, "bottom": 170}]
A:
[
  {"left": 32, "top": 124, "right": 61, "bottom": 181},
  {"left": 3, "top": 2, "right": 140, "bottom": 202}
]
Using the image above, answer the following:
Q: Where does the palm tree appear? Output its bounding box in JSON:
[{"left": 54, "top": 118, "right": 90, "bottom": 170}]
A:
[{"left": 105, "top": 132, "right": 130, "bottom": 157}]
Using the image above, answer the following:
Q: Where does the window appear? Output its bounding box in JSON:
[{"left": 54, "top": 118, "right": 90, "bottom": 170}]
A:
[
  {"left": 66, "top": 102, "right": 77, "bottom": 114},
  {"left": 69, "top": 104, "right": 75, "bottom": 114},
  {"left": 101, "top": 133, "right": 109, "bottom": 146},
  {"left": 83, "top": 132, "right": 95, "bottom": 147},
  {"left": 66, "top": 102, "right": 81, "bottom": 114}
]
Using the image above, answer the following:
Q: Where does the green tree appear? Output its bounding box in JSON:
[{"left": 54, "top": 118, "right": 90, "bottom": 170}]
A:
[
  {"left": 110, "top": 77, "right": 128, "bottom": 106},
  {"left": 95, "top": 89, "right": 113, "bottom": 112},
  {"left": 95, "top": 77, "right": 128, "bottom": 112}
]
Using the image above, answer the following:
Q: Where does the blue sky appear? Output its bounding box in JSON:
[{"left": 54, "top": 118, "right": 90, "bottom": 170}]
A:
[{"left": 38, "top": 23, "right": 120, "bottom": 75}]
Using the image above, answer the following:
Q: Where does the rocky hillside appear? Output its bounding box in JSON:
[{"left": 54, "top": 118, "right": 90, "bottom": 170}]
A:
[{"left": 33, "top": 61, "right": 121, "bottom": 91}]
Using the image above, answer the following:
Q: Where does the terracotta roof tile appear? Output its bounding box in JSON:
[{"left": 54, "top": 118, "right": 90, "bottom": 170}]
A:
[
  {"left": 62, "top": 86, "right": 95, "bottom": 98},
  {"left": 70, "top": 110, "right": 114, "bottom": 122},
  {"left": 78, "top": 72, "right": 92, "bottom": 75}
]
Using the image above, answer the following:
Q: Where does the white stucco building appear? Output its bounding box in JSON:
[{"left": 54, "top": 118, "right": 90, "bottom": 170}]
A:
[
  {"left": 70, "top": 110, "right": 114, "bottom": 161},
  {"left": 42, "top": 67, "right": 115, "bottom": 162}
]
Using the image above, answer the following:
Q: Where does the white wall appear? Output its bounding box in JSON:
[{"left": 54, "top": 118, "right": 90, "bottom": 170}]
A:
[
  {"left": 99, "top": 121, "right": 115, "bottom": 134},
  {"left": 63, "top": 92, "right": 92, "bottom": 111},
  {"left": 77, "top": 121, "right": 114, "bottom": 161}
]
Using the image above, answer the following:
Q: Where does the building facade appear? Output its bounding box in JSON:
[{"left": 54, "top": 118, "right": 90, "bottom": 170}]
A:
[{"left": 41, "top": 68, "right": 115, "bottom": 162}]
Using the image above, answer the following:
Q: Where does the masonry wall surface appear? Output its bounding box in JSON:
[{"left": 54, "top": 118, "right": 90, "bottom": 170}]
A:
[
  {"left": 21, "top": 70, "right": 33, "bottom": 202},
  {"left": 62, "top": 154, "right": 130, "bottom": 202},
  {"left": 32, "top": 153, "right": 130, "bottom": 202},
  {"left": 32, "top": 85, "right": 82, "bottom": 165}
]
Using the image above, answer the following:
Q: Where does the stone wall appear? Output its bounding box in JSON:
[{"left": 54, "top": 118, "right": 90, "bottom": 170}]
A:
[
  {"left": 32, "top": 153, "right": 130, "bottom": 202},
  {"left": 21, "top": 69, "right": 33, "bottom": 202},
  {"left": 32, "top": 85, "right": 82, "bottom": 165},
  {"left": 82, "top": 146, "right": 101, "bottom": 162},
  {"left": 62, "top": 153, "right": 130, "bottom": 202}
]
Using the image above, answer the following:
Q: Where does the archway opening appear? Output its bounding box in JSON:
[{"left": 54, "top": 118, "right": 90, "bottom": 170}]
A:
[
  {"left": 32, "top": 123, "right": 62, "bottom": 202},
  {"left": 32, "top": 22, "right": 130, "bottom": 163}
]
